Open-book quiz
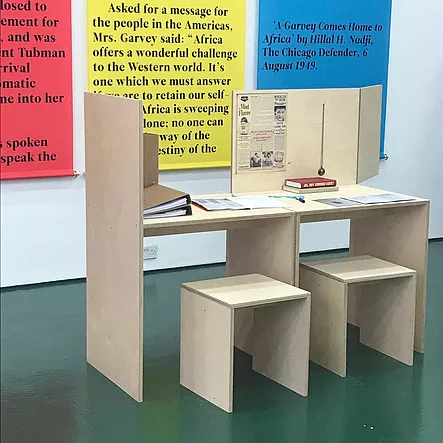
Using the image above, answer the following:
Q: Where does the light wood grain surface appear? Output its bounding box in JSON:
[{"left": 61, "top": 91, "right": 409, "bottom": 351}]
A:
[
  {"left": 84, "top": 92, "right": 144, "bottom": 402},
  {"left": 143, "top": 202, "right": 292, "bottom": 237},
  {"left": 359, "top": 276, "right": 416, "bottom": 366},
  {"left": 180, "top": 288, "right": 234, "bottom": 413},
  {"left": 350, "top": 202, "right": 430, "bottom": 353},
  {"left": 143, "top": 185, "right": 429, "bottom": 236},
  {"left": 357, "top": 86, "right": 382, "bottom": 182},
  {"left": 253, "top": 297, "right": 311, "bottom": 396},
  {"left": 301, "top": 255, "right": 416, "bottom": 283},
  {"left": 182, "top": 274, "right": 309, "bottom": 309},
  {"left": 300, "top": 267, "right": 348, "bottom": 377}
]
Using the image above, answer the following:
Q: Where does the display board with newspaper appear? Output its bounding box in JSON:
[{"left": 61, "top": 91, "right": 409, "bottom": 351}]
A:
[{"left": 235, "top": 92, "right": 288, "bottom": 173}]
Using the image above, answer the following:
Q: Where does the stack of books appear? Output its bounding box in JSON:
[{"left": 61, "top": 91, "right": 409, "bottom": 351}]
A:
[{"left": 283, "top": 177, "right": 338, "bottom": 194}]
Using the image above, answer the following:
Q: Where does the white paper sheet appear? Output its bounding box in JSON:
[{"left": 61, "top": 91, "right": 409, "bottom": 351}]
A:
[
  {"left": 229, "top": 196, "right": 287, "bottom": 209},
  {"left": 342, "top": 194, "right": 416, "bottom": 205}
]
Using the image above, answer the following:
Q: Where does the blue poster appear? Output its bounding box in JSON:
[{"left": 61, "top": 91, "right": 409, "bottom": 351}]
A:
[{"left": 257, "top": 0, "right": 392, "bottom": 157}]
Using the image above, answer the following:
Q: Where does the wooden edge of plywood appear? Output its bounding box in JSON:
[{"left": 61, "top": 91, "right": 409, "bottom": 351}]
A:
[
  {"left": 84, "top": 92, "right": 144, "bottom": 402},
  {"left": 143, "top": 133, "right": 159, "bottom": 188},
  {"left": 357, "top": 85, "right": 382, "bottom": 183}
]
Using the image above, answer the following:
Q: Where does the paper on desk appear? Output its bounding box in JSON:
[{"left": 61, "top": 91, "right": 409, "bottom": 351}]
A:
[
  {"left": 342, "top": 193, "right": 416, "bottom": 205},
  {"left": 229, "top": 196, "right": 288, "bottom": 209},
  {"left": 193, "top": 198, "right": 245, "bottom": 211},
  {"left": 193, "top": 196, "right": 287, "bottom": 211},
  {"left": 315, "top": 198, "right": 364, "bottom": 207}
]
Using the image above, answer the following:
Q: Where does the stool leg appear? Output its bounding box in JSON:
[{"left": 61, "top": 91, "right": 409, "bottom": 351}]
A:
[
  {"left": 359, "top": 276, "right": 416, "bottom": 366},
  {"left": 300, "top": 267, "right": 348, "bottom": 377},
  {"left": 180, "top": 289, "right": 234, "bottom": 413},
  {"left": 252, "top": 298, "right": 311, "bottom": 396},
  {"left": 347, "top": 284, "right": 363, "bottom": 327}
]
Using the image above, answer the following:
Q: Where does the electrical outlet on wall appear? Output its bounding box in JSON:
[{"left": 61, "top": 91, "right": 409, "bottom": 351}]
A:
[{"left": 143, "top": 244, "right": 158, "bottom": 260}]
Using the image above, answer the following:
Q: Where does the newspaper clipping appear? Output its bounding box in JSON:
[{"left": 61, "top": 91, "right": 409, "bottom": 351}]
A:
[{"left": 236, "top": 92, "right": 288, "bottom": 173}]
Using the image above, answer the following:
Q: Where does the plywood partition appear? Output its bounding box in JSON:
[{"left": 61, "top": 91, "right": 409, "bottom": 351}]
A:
[
  {"left": 84, "top": 92, "right": 144, "bottom": 402},
  {"left": 357, "top": 86, "right": 383, "bottom": 183},
  {"left": 231, "top": 86, "right": 382, "bottom": 194},
  {"left": 143, "top": 133, "right": 159, "bottom": 188}
]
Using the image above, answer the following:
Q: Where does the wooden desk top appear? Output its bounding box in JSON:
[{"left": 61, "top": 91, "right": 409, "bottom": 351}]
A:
[
  {"left": 143, "top": 197, "right": 292, "bottom": 236},
  {"left": 266, "top": 185, "right": 429, "bottom": 222},
  {"left": 143, "top": 185, "right": 429, "bottom": 236}
]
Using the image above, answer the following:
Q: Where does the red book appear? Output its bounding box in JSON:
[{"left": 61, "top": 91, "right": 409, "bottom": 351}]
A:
[{"left": 285, "top": 177, "right": 337, "bottom": 189}]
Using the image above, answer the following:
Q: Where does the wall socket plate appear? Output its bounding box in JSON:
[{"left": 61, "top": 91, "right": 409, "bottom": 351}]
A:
[{"left": 143, "top": 244, "right": 158, "bottom": 260}]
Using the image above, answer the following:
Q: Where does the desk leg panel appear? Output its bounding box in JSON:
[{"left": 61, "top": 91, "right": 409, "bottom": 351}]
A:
[
  {"left": 226, "top": 216, "right": 298, "bottom": 354},
  {"left": 350, "top": 203, "right": 430, "bottom": 352}
]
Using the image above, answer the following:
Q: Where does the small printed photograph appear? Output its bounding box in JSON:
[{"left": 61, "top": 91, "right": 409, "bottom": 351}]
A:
[
  {"left": 274, "top": 150, "right": 285, "bottom": 167},
  {"left": 274, "top": 94, "right": 286, "bottom": 104},
  {"left": 240, "top": 116, "right": 250, "bottom": 135},
  {"left": 262, "top": 151, "right": 274, "bottom": 168},
  {"left": 274, "top": 105, "right": 286, "bottom": 123},
  {"left": 250, "top": 152, "right": 262, "bottom": 168}
]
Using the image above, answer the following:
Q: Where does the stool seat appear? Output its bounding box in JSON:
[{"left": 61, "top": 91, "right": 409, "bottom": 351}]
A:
[
  {"left": 180, "top": 274, "right": 311, "bottom": 413},
  {"left": 301, "top": 255, "right": 415, "bottom": 284},
  {"left": 182, "top": 274, "right": 310, "bottom": 308}
]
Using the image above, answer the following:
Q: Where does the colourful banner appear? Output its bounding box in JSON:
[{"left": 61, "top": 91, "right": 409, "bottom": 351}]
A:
[
  {"left": 87, "top": 0, "right": 246, "bottom": 170},
  {"left": 257, "top": 0, "right": 392, "bottom": 157},
  {"left": 0, "top": 0, "right": 74, "bottom": 179}
]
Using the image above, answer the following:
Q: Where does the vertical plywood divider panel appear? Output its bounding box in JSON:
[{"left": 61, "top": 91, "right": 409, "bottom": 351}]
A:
[
  {"left": 357, "top": 86, "right": 382, "bottom": 183},
  {"left": 231, "top": 86, "right": 382, "bottom": 194},
  {"left": 143, "top": 133, "right": 159, "bottom": 188},
  {"left": 84, "top": 92, "right": 144, "bottom": 402}
]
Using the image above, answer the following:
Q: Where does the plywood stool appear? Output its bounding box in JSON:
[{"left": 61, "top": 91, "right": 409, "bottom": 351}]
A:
[
  {"left": 180, "top": 274, "right": 311, "bottom": 413},
  {"left": 300, "top": 256, "right": 417, "bottom": 377}
]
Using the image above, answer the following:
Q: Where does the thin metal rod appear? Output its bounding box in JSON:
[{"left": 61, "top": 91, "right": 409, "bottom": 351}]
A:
[{"left": 320, "top": 103, "right": 325, "bottom": 167}]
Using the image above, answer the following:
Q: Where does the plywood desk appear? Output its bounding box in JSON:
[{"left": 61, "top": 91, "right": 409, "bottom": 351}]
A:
[
  {"left": 84, "top": 92, "right": 430, "bottom": 403},
  {"left": 88, "top": 184, "right": 429, "bottom": 403}
]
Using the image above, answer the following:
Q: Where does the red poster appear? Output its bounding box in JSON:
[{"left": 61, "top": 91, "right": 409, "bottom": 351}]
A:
[{"left": 0, "top": 0, "right": 73, "bottom": 179}]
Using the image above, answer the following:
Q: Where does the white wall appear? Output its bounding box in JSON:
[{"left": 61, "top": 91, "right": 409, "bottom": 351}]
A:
[{"left": 1, "top": 0, "right": 442, "bottom": 287}]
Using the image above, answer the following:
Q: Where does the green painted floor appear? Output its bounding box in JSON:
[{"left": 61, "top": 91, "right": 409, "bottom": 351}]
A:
[{"left": 1, "top": 242, "right": 442, "bottom": 443}]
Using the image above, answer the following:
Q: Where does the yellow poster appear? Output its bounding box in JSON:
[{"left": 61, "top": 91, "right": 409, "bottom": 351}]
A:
[{"left": 87, "top": 1, "right": 246, "bottom": 170}]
